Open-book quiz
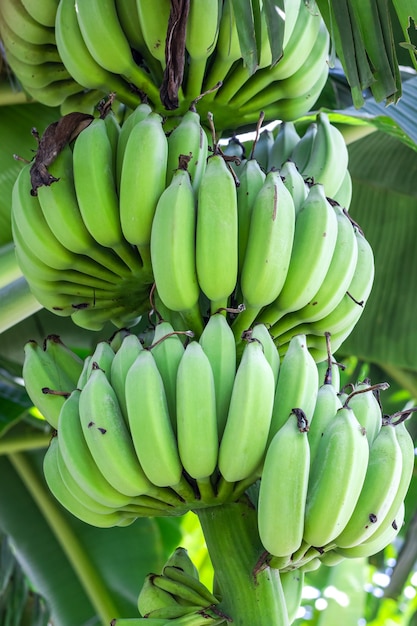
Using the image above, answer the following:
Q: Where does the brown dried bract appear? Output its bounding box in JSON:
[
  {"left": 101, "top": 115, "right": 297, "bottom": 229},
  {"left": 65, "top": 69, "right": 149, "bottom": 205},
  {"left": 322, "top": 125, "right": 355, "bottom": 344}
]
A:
[
  {"left": 160, "top": 0, "right": 190, "bottom": 110},
  {"left": 29, "top": 111, "right": 94, "bottom": 196}
]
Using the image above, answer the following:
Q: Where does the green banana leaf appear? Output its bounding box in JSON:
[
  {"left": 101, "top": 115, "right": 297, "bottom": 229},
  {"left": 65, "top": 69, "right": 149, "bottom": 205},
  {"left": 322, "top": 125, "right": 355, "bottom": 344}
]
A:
[{"left": 0, "top": 449, "right": 182, "bottom": 626}]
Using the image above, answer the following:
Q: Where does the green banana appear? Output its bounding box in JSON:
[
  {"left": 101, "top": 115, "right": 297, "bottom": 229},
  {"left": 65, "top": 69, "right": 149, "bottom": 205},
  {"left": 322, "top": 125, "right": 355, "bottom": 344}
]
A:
[
  {"left": 20, "top": 0, "right": 57, "bottom": 27},
  {"left": 342, "top": 381, "right": 384, "bottom": 446},
  {"left": 267, "top": 122, "right": 301, "bottom": 171},
  {"left": 163, "top": 547, "right": 200, "bottom": 580},
  {"left": 334, "top": 423, "right": 404, "bottom": 548},
  {"left": 199, "top": 312, "right": 237, "bottom": 438},
  {"left": 289, "top": 122, "right": 317, "bottom": 173},
  {"left": 233, "top": 170, "right": 295, "bottom": 336},
  {"left": 268, "top": 334, "right": 319, "bottom": 442},
  {"left": 270, "top": 205, "right": 358, "bottom": 339},
  {"left": 235, "top": 157, "right": 266, "bottom": 277},
  {"left": 150, "top": 166, "right": 203, "bottom": 335},
  {"left": 250, "top": 323, "right": 280, "bottom": 385},
  {"left": 279, "top": 160, "right": 308, "bottom": 215},
  {"left": 176, "top": 341, "right": 218, "bottom": 484},
  {"left": 43, "top": 334, "right": 83, "bottom": 385},
  {"left": 43, "top": 435, "right": 130, "bottom": 527},
  {"left": 301, "top": 112, "right": 349, "bottom": 198},
  {"left": 57, "top": 389, "right": 133, "bottom": 508},
  {"left": 55, "top": 0, "right": 140, "bottom": 108},
  {"left": 184, "top": 0, "right": 221, "bottom": 100},
  {"left": 86, "top": 340, "right": 116, "bottom": 380},
  {"left": 4, "top": 49, "right": 70, "bottom": 88},
  {"left": 258, "top": 410, "right": 310, "bottom": 558},
  {"left": 280, "top": 569, "right": 305, "bottom": 624},
  {"left": 22, "top": 79, "right": 83, "bottom": 108},
  {"left": 78, "top": 366, "right": 155, "bottom": 497},
  {"left": 332, "top": 170, "right": 353, "bottom": 209},
  {"left": 152, "top": 571, "right": 218, "bottom": 608},
  {"left": 195, "top": 154, "right": 238, "bottom": 313},
  {"left": 165, "top": 109, "right": 209, "bottom": 194},
  {"left": 110, "top": 332, "right": 144, "bottom": 422},
  {"left": 308, "top": 382, "right": 343, "bottom": 466},
  {"left": 135, "top": 0, "right": 171, "bottom": 67},
  {"left": 303, "top": 406, "right": 370, "bottom": 548},
  {"left": 37, "top": 143, "right": 131, "bottom": 279},
  {"left": 0, "top": 16, "right": 60, "bottom": 64},
  {"left": 125, "top": 349, "right": 183, "bottom": 488},
  {"left": 72, "top": 116, "right": 143, "bottom": 272},
  {"left": 259, "top": 183, "right": 339, "bottom": 328},
  {"left": 150, "top": 321, "right": 185, "bottom": 434},
  {"left": 162, "top": 565, "right": 219, "bottom": 606},
  {"left": 138, "top": 573, "right": 181, "bottom": 618},
  {"left": 115, "top": 102, "right": 153, "bottom": 186},
  {"left": 0, "top": 0, "right": 56, "bottom": 45},
  {"left": 251, "top": 129, "right": 274, "bottom": 173},
  {"left": 218, "top": 338, "right": 275, "bottom": 482},
  {"left": 74, "top": 0, "right": 160, "bottom": 103},
  {"left": 119, "top": 112, "right": 168, "bottom": 265}
]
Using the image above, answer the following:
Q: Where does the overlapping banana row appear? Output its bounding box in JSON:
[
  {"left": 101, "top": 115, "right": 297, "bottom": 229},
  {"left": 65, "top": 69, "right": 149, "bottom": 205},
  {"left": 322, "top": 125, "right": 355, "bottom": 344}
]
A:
[
  {"left": 1, "top": 0, "right": 330, "bottom": 126},
  {"left": 258, "top": 366, "right": 414, "bottom": 577}
]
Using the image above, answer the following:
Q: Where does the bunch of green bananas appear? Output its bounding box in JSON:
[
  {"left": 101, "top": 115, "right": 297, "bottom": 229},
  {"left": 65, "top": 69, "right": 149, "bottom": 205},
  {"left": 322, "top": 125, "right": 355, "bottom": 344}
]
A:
[
  {"left": 12, "top": 103, "right": 373, "bottom": 356},
  {"left": 1, "top": 0, "right": 330, "bottom": 127},
  {"left": 258, "top": 366, "right": 414, "bottom": 575},
  {"left": 0, "top": 0, "right": 105, "bottom": 112}
]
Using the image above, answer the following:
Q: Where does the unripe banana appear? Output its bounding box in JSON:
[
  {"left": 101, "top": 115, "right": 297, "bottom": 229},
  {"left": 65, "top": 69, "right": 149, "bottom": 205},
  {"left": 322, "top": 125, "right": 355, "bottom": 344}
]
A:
[
  {"left": 250, "top": 323, "right": 280, "bottom": 385},
  {"left": 43, "top": 436, "right": 130, "bottom": 528},
  {"left": 57, "top": 389, "right": 132, "bottom": 508},
  {"left": 136, "top": 0, "right": 170, "bottom": 67},
  {"left": 280, "top": 569, "right": 304, "bottom": 624},
  {"left": 343, "top": 381, "right": 384, "bottom": 446},
  {"left": 115, "top": 103, "right": 153, "bottom": 187},
  {"left": 119, "top": 112, "right": 168, "bottom": 265},
  {"left": 288, "top": 122, "right": 317, "bottom": 173},
  {"left": 125, "top": 349, "right": 182, "bottom": 488},
  {"left": 252, "top": 130, "right": 274, "bottom": 173},
  {"left": 235, "top": 157, "right": 266, "bottom": 276},
  {"left": 3, "top": 51, "right": 70, "bottom": 89},
  {"left": 258, "top": 410, "right": 310, "bottom": 558},
  {"left": 303, "top": 406, "right": 370, "bottom": 548},
  {"left": 79, "top": 367, "right": 154, "bottom": 497},
  {"left": 199, "top": 313, "right": 236, "bottom": 438},
  {"left": 86, "top": 341, "right": 115, "bottom": 381},
  {"left": 279, "top": 160, "right": 308, "bottom": 216},
  {"left": 166, "top": 109, "right": 209, "bottom": 194},
  {"left": 332, "top": 170, "right": 353, "bottom": 210},
  {"left": 218, "top": 339, "right": 275, "bottom": 482},
  {"left": 176, "top": 342, "right": 218, "bottom": 482},
  {"left": 163, "top": 547, "right": 200, "bottom": 580},
  {"left": 150, "top": 167, "right": 203, "bottom": 335},
  {"left": 259, "top": 183, "right": 339, "bottom": 328},
  {"left": 308, "top": 382, "right": 343, "bottom": 466},
  {"left": 301, "top": 112, "right": 349, "bottom": 198},
  {"left": 138, "top": 573, "right": 181, "bottom": 618},
  {"left": 110, "top": 333, "right": 144, "bottom": 422},
  {"left": 268, "top": 122, "right": 301, "bottom": 170},
  {"left": 334, "top": 423, "right": 404, "bottom": 548},
  {"left": 43, "top": 334, "right": 83, "bottom": 386},
  {"left": 22, "top": 339, "right": 75, "bottom": 429},
  {"left": 234, "top": 171, "right": 295, "bottom": 336},
  {"left": 20, "top": 0, "right": 57, "bottom": 27},
  {"left": 0, "top": 16, "right": 60, "bottom": 64},
  {"left": 151, "top": 572, "right": 217, "bottom": 610},
  {"left": 195, "top": 154, "right": 238, "bottom": 313},
  {"left": 268, "top": 334, "right": 319, "bottom": 443},
  {"left": 161, "top": 565, "right": 219, "bottom": 606},
  {"left": 0, "top": 0, "right": 55, "bottom": 45}
]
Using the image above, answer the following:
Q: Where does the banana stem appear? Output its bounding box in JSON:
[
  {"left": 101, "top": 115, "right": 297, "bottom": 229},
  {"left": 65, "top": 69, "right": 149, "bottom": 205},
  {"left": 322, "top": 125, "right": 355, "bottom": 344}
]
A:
[
  {"left": 8, "top": 451, "right": 120, "bottom": 624},
  {"left": 196, "top": 498, "right": 289, "bottom": 625}
]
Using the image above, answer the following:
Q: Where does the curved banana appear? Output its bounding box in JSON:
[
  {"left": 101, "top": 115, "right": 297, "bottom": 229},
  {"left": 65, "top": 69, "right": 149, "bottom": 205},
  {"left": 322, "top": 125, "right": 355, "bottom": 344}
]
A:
[
  {"left": 280, "top": 569, "right": 305, "bottom": 624},
  {"left": 279, "top": 160, "right": 308, "bottom": 216},
  {"left": 199, "top": 312, "right": 236, "bottom": 438},
  {"left": 268, "top": 334, "right": 319, "bottom": 443},
  {"left": 0, "top": 16, "right": 60, "bottom": 64},
  {"left": 334, "top": 423, "right": 404, "bottom": 548},
  {"left": 87, "top": 340, "right": 116, "bottom": 380},
  {"left": 37, "top": 143, "right": 131, "bottom": 279},
  {"left": 74, "top": 0, "right": 160, "bottom": 103},
  {"left": 184, "top": 0, "right": 221, "bottom": 100},
  {"left": 125, "top": 349, "right": 183, "bottom": 488},
  {"left": 303, "top": 406, "right": 369, "bottom": 548},
  {"left": 0, "top": 0, "right": 55, "bottom": 45},
  {"left": 289, "top": 122, "right": 317, "bottom": 173},
  {"left": 136, "top": 0, "right": 171, "bottom": 67},
  {"left": 308, "top": 381, "right": 343, "bottom": 466},
  {"left": 195, "top": 153, "right": 238, "bottom": 313},
  {"left": 119, "top": 112, "right": 168, "bottom": 265},
  {"left": 163, "top": 547, "right": 200, "bottom": 580},
  {"left": 176, "top": 341, "right": 218, "bottom": 485},
  {"left": 150, "top": 321, "right": 185, "bottom": 434},
  {"left": 115, "top": 102, "right": 153, "bottom": 187},
  {"left": 250, "top": 323, "right": 280, "bottom": 385},
  {"left": 332, "top": 170, "right": 353, "bottom": 209},
  {"left": 78, "top": 366, "right": 155, "bottom": 497},
  {"left": 233, "top": 170, "right": 295, "bottom": 337},
  {"left": 22, "top": 339, "right": 76, "bottom": 429},
  {"left": 43, "top": 435, "right": 131, "bottom": 527},
  {"left": 3, "top": 49, "right": 71, "bottom": 88},
  {"left": 43, "top": 334, "right": 83, "bottom": 385},
  {"left": 150, "top": 167, "right": 203, "bottom": 335},
  {"left": 258, "top": 410, "right": 310, "bottom": 558},
  {"left": 342, "top": 381, "right": 383, "bottom": 446},
  {"left": 165, "top": 109, "right": 209, "bottom": 194},
  {"left": 259, "top": 183, "right": 339, "bottom": 328},
  {"left": 267, "top": 122, "right": 301, "bottom": 171},
  {"left": 251, "top": 130, "right": 274, "bottom": 173},
  {"left": 25, "top": 79, "right": 84, "bottom": 107},
  {"left": 218, "top": 338, "right": 275, "bottom": 482},
  {"left": 138, "top": 573, "right": 181, "bottom": 618},
  {"left": 110, "top": 333, "right": 143, "bottom": 423},
  {"left": 162, "top": 565, "right": 219, "bottom": 606},
  {"left": 55, "top": 0, "right": 140, "bottom": 108},
  {"left": 301, "top": 113, "right": 349, "bottom": 198}
]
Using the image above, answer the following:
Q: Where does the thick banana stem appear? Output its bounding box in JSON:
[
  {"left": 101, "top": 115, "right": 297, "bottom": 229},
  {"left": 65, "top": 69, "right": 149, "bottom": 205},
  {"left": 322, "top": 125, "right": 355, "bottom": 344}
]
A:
[{"left": 196, "top": 498, "right": 289, "bottom": 625}]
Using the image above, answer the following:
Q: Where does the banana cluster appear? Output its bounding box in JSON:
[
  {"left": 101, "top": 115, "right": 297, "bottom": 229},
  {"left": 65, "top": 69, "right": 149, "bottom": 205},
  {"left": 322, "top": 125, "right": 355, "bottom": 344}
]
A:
[
  {"left": 0, "top": 0, "right": 103, "bottom": 112},
  {"left": 1, "top": 0, "right": 329, "bottom": 126},
  {"left": 135, "top": 547, "right": 222, "bottom": 622},
  {"left": 259, "top": 367, "right": 414, "bottom": 574}
]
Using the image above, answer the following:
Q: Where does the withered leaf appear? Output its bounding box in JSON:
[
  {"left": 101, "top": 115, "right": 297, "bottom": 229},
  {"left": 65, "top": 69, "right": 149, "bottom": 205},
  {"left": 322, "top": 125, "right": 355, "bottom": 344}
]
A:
[{"left": 160, "top": 0, "right": 190, "bottom": 110}]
